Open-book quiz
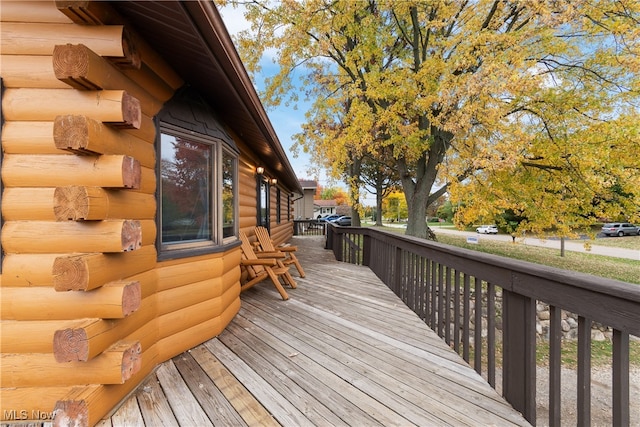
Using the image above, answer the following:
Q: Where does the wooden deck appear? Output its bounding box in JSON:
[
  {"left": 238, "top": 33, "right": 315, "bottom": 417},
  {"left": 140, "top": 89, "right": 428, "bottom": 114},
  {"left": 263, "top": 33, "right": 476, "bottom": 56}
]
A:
[{"left": 99, "top": 236, "right": 530, "bottom": 426}]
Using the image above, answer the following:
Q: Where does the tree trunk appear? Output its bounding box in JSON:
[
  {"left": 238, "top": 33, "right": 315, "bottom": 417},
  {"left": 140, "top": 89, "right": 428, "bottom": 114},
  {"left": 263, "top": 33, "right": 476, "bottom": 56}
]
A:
[
  {"left": 348, "top": 154, "right": 362, "bottom": 227},
  {"left": 375, "top": 181, "right": 384, "bottom": 226},
  {"left": 397, "top": 127, "right": 451, "bottom": 240},
  {"left": 404, "top": 188, "right": 431, "bottom": 239}
]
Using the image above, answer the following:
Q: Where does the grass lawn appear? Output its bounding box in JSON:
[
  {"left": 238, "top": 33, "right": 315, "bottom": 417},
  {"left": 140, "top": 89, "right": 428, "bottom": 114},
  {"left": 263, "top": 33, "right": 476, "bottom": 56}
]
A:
[
  {"left": 579, "top": 235, "right": 640, "bottom": 250},
  {"left": 368, "top": 224, "right": 640, "bottom": 285}
]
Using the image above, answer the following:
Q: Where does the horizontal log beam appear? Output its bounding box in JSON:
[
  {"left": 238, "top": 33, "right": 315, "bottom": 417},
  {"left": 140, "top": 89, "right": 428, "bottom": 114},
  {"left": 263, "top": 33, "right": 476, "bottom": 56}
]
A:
[
  {"left": 1, "top": 154, "right": 141, "bottom": 189},
  {"left": 0, "top": 54, "right": 68, "bottom": 88},
  {"left": 2, "top": 89, "right": 141, "bottom": 128},
  {"left": 0, "top": 386, "right": 75, "bottom": 423},
  {"left": 53, "top": 185, "right": 155, "bottom": 221},
  {"left": 53, "top": 44, "right": 162, "bottom": 115},
  {"left": 0, "top": 280, "right": 141, "bottom": 321},
  {"left": 53, "top": 245, "right": 156, "bottom": 291},
  {"left": 2, "top": 1, "right": 74, "bottom": 24},
  {"left": 1, "top": 22, "right": 139, "bottom": 67},
  {"left": 1, "top": 254, "right": 58, "bottom": 287},
  {"left": 0, "top": 320, "right": 65, "bottom": 354},
  {"left": 53, "top": 115, "right": 154, "bottom": 167},
  {"left": 1, "top": 121, "right": 59, "bottom": 154},
  {"left": 1, "top": 188, "right": 57, "bottom": 221},
  {"left": 1, "top": 340, "right": 142, "bottom": 387},
  {"left": 1, "top": 220, "right": 142, "bottom": 254}
]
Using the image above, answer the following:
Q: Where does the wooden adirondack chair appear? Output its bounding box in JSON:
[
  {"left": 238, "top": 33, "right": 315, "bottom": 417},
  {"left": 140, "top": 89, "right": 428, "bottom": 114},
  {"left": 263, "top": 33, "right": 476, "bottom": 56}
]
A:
[
  {"left": 254, "top": 226, "right": 306, "bottom": 278},
  {"left": 239, "top": 231, "right": 296, "bottom": 300}
]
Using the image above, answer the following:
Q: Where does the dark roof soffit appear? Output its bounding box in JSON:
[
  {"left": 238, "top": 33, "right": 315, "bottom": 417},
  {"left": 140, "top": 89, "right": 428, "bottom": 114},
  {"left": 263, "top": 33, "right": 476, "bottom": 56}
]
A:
[{"left": 113, "top": 1, "right": 302, "bottom": 194}]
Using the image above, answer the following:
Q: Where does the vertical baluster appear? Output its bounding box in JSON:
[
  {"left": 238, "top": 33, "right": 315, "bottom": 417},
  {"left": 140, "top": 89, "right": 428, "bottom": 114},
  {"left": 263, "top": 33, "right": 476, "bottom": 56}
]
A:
[
  {"left": 419, "top": 256, "right": 426, "bottom": 321},
  {"left": 474, "top": 277, "right": 483, "bottom": 374},
  {"left": 577, "top": 316, "right": 591, "bottom": 427},
  {"left": 430, "top": 260, "right": 437, "bottom": 330},
  {"left": 613, "top": 329, "right": 630, "bottom": 427},
  {"left": 454, "top": 269, "right": 461, "bottom": 353},
  {"left": 550, "top": 305, "right": 562, "bottom": 427},
  {"left": 463, "top": 274, "right": 471, "bottom": 363},
  {"left": 438, "top": 264, "right": 445, "bottom": 338},
  {"left": 408, "top": 252, "right": 416, "bottom": 309},
  {"left": 445, "top": 266, "right": 452, "bottom": 346},
  {"left": 425, "top": 258, "right": 431, "bottom": 327},
  {"left": 487, "top": 282, "right": 495, "bottom": 387}
]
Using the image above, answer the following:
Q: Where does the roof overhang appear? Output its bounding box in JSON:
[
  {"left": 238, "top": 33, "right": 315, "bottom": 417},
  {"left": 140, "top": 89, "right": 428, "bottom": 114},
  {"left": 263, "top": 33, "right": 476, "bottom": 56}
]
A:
[{"left": 111, "top": 1, "right": 302, "bottom": 194}]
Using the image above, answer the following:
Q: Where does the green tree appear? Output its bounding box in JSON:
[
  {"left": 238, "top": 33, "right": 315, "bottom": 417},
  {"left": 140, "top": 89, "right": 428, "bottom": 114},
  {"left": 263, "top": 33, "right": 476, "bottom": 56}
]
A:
[
  {"left": 226, "top": 0, "right": 640, "bottom": 239},
  {"left": 382, "top": 191, "right": 408, "bottom": 222}
]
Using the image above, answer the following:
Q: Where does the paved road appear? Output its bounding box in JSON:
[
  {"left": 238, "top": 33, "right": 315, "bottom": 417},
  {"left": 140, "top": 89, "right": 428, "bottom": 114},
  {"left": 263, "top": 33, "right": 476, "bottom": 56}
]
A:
[{"left": 430, "top": 226, "right": 640, "bottom": 261}]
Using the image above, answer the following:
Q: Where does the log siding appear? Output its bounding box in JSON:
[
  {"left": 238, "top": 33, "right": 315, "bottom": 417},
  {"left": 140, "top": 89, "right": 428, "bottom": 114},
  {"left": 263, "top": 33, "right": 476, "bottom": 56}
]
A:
[{"left": 0, "top": 1, "right": 299, "bottom": 425}]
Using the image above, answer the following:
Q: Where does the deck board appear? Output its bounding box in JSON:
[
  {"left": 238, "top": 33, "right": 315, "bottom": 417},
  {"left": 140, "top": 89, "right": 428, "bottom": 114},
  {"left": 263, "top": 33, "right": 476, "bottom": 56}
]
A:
[{"left": 103, "top": 236, "right": 530, "bottom": 426}]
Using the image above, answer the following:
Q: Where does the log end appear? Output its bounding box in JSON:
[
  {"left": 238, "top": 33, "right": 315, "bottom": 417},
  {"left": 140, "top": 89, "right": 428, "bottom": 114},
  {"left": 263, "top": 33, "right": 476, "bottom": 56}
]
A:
[
  {"left": 106, "top": 92, "right": 141, "bottom": 129},
  {"left": 53, "top": 44, "right": 100, "bottom": 90},
  {"left": 53, "top": 255, "right": 89, "bottom": 291},
  {"left": 121, "top": 156, "right": 141, "bottom": 189},
  {"left": 121, "top": 220, "right": 142, "bottom": 252},
  {"left": 53, "top": 328, "right": 89, "bottom": 363},
  {"left": 54, "top": 115, "right": 93, "bottom": 152},
  {"left": 53, "top": 399, "right": 89, "bottom": 427},
  {"left": 54, "top": 186, "right": 91, "bottom": 221},
  {"left": 121, "top": 281, "right": 141, "bottom": 317},
  {"left": 121, "top": 341, "right": 142, "bottom": 382}
]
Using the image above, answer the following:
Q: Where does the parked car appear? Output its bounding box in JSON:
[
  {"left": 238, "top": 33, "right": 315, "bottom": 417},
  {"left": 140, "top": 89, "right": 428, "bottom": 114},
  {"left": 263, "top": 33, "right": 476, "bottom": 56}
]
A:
[
  {"left": 333, "top": 216, "right": 352, "bottom": 226},
  {"left": 317, "top": 214, "right": 341, "bottom": 222},
  {"left": 601, "top": 222, "right": 640, "bottom": 237},
  {"left": 476, "top": 225, "right": 498, "bottom": 234}
]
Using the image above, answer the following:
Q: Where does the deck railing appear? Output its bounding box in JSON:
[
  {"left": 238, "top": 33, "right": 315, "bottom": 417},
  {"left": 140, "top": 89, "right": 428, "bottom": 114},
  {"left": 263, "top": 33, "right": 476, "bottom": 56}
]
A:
[
  {"left": 325, "top": 224, "right": 640, "bottom": 426},
  {"left": 293, "top": 219, "right": 326, "bottom": 236}
]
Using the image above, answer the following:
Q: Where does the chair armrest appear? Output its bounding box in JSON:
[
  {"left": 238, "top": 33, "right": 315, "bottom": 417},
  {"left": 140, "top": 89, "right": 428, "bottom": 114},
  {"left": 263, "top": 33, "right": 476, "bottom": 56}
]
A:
[
  {"left": 255, "top": 251, "right": 286, "bottom": 259},
  {"left": 277, "top": 245, "right": 297, "bottom": 252},
  {"left": 241, "top": 258, "right": 276, "bottom": 266}
]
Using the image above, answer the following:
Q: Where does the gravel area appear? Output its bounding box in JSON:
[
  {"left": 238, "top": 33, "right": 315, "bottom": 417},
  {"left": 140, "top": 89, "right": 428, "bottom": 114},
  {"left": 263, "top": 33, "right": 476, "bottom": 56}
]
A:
[{"left": 491, "top": 366, "right": 640, "bottom": 426}]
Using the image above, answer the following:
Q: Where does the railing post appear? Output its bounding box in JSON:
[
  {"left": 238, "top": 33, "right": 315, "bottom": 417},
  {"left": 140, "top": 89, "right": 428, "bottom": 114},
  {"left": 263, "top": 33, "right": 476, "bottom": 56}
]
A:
[
  {"left": 325, "top": 223, "right": 333, "bottom": 250},
  {"left": 362, "top": 233, "right": 371, "bottom": 267},
  {"left": 502, "top": 289, "right": 537, "bottom": 424}
]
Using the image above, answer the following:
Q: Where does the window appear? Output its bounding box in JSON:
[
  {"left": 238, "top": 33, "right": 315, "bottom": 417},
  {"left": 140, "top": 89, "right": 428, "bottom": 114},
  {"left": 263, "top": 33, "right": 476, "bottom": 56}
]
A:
[
  {"left": 257, "top": 177, "right": 269, "bottom": 230},
  {"left": 159, "top": 124, "right": 237, "bottom": 255}
]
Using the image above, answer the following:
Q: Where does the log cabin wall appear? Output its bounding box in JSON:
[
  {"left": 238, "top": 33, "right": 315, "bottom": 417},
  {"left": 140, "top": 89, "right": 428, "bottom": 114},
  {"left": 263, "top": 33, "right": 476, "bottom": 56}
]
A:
[{"left": 0, "top": 1, "right": 296, "bottom": 425}]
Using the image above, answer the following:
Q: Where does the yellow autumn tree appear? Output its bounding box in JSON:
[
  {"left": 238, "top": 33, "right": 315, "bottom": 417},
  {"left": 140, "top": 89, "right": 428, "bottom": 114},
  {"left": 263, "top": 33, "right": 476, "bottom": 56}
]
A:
[{"left": 223, "top": 0, "right": 640, "bottom": 239}]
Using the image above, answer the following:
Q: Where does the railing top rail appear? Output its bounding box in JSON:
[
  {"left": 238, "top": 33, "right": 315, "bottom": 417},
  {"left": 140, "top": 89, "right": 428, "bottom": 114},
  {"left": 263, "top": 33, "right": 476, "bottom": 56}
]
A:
[{"left": 329, "top": 224, "right": 640, "bottom": 335}]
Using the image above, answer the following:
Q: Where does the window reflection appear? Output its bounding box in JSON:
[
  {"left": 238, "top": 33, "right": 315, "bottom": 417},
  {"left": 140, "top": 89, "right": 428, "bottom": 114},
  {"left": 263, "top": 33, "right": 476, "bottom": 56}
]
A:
[{"left": 161, "top": 134, "right": 212, "bottom": 243}]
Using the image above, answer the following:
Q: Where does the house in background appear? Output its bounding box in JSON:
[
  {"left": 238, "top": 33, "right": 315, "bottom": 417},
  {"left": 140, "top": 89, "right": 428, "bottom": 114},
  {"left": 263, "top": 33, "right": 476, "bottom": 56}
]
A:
[
  {"left": 313, "top": 199, "right": 338, "bottom": 218},
  {"left": 0, "top": 1, "right": 301, "bottom": 425},
  {"left": 294, "top": 179, "right": 317, "bottom": 219}
]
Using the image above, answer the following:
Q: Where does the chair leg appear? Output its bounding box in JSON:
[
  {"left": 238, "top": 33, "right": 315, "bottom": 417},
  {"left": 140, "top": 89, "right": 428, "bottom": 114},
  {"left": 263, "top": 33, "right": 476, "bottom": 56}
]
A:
[
  {"left": 291, "top": 255, "right": 305, "bottom": 278},
  {"left": 266, "top": 269, "right": 289, "bottom": 300}
]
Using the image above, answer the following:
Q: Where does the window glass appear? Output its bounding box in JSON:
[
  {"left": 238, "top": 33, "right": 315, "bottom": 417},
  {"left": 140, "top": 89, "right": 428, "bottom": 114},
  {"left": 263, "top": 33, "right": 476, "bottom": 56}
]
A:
[
  {"left": 159, "top": 126, "right": 238, "bottom": 255},
  {"left": 222, "top": 150, "right": 236, "bottom": 239},
  {"left": 161, "top": 134, "right": 212, "bottom": 244},
  {"left": 276, "top": 188, "right": 281, "bottom": 224},
  {"left": 258, "top": 179, "right": 269, "bottom": 230}
]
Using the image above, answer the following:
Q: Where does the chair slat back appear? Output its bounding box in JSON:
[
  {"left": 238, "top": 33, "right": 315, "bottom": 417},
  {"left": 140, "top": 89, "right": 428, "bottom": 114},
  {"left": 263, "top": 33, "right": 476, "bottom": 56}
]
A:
[
  {"left": 254, "top": 226, "right": 277, "bottom": 252},
  {"left": 239, "top": 231, "right": 264, "bottom": 276}
]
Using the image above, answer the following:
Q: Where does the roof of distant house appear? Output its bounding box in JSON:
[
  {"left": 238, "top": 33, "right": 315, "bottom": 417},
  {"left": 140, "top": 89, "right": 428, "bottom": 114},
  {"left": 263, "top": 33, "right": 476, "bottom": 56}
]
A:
[
  {"left": 299, "top": 180, "right": 317, "bottom": 189},
  {"left": 314, "top": 199, "right": 337, "bottom": 207}
]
